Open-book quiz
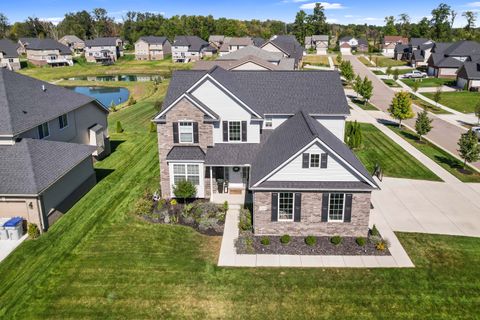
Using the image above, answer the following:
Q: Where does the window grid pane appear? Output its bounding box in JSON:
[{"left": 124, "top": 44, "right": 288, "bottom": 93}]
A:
[
  {"left": 329, "top": 193, "right": 345, "bottom": 221},
  {"left": 179, "top": 122, "right": 193, "bottom": 143},
  {"left": 173, "top": 164, "right": 185, "bottom": 175},
  {"left": 310, "top": 154, "right": 320, "bottom": 168},
  {"left": 173, "top": 164, "right": 200, "bottom": 186},
  {"left": 229, "top": 121, "right": 241, "bottom": 141},
  {"left": 278, "top": 192, "right": 294, "bottom": 220}
]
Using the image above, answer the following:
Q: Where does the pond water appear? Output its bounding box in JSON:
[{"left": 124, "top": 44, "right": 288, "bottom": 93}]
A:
[
  {"left": 67, "top": 86, "right": 130, "bottom": 107},
  {"left": 65, "top": 74, "right": 164, "bottom": 82}
]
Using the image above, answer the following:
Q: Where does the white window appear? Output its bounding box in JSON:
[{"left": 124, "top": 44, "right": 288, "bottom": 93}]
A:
[
  {"left": 37, "top": 122, "right": 49, "bottom": 139},
  {"left": 58, "top": 114, "right": 68, "bottom": 129},
  {"left": 179, "top": 122, "right": 193, "bottom": 143},
  {"left": 278, "top": 192, "right": 294, "bottom": 221},
  {"left": 173, "top": 164, "right": 200, "bottom": 185},
  {"left": 310, "top": 154, "right": 320, "bottom": 168},
  {"left": 228, "top": 121, "right": 241, "bottom": 141},
  {"left": 265, "top": 118, "right": 273, "bottom": 128},
  {"left": 328, "top": 193, "right": 345, "bottom": 222}
]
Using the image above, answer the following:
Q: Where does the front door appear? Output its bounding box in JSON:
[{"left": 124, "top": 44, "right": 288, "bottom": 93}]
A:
[{"left": 229, "top": 167, "right": 243, "bottom": 185}]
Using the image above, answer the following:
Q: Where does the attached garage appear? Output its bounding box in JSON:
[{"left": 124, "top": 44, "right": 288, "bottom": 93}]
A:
[{"left": 456, "top": 62, "right": 480, "bottom": 90}]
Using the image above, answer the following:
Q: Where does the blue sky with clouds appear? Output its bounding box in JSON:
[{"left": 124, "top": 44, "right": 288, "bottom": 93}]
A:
[{"left": 2, "top": 1, "right": 480, "bottom": 27}]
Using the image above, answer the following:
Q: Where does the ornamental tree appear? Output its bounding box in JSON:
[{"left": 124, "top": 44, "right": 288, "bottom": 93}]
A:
[
  {"left": 415, "top": 109, "right": 433, "bottom": 141},
  {"left": 388, "top": 91, "right": 414, "bottom": 127},
  {"left": 458, "top": 130, "right": 480, "bottom": 169}
]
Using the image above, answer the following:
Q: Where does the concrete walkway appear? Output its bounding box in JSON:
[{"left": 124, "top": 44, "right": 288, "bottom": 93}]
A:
[
  {"left": 0, "top": 234, "right": 28, "bottom": 263},
  {"left": 218, "top": 204, "right": 414, "bottom": 268}
]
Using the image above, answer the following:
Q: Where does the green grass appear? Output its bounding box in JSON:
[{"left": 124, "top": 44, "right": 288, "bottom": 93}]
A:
[
  {"left": 401, "top": 77, "right": 455, "bottom": 88},
  {"left": 422, "top": 91, "right": 480, "bottom": 114},
  {"left": 353, "top": 123, "right": 441, "bottom": 181},
  {"left": 302, "top": 55, "right": 330, "bottom": 67},
  {"left": 387, "top": 124, "right": 480, "bottom": 182},
  {"left": 372, "top": 70, "right": 385, "bottom": 75},
  {"left": 410, "top": 93, "right": 451, "bottom": 114},
  {"left": 358, "top": 56, "right": 374, "bottom": 67},
  {"left": 382, "top": 79, "right": 400, "bottom": 87},
  {"left": 371, "top": 56, "right": 408, "bottom": 67},
  {"left": 351, "top": 97, "right": 379, "bottom": 111}
]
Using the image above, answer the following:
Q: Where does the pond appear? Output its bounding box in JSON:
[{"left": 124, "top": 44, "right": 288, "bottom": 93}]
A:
[
  {"left": 67, "top": 86, "right": 130, "bottom": 107},
  {"left": 65, "top": 74, "right": 164, "bottom": 82}
]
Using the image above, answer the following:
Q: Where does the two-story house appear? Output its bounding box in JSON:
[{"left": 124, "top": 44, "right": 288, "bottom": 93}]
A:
[
  {"left": 0, "top": 39, "right": 21, "bottom": 70},
  {"left": 85, "top": 37, "right": 123, "bottom": 64},
  {"left": 0, "top": 69, "right": 111, "bottom": 232},
  {"left": 339, "top": 37, "right": 368, "bottom": 54},
  {"left": 305, "top": 35, "right": 329, "bottom": 55},
  {"left": 172, "top": 36, "right": 209, "bottom": 63},
  {"left": 58, "top": 35, "right": 85, "bottom": 56},
  {"left": 22, "top": 38, "right": 73, "bottom": 67},
  {"left": 394, "top": 38, "right": 434, "bottom": 66},
  {"left": 382, "top": 36, "right": 408, "bottom": 57},
  {"left": 154, "top": 67, "right": 378, "bottom": 237},
  {"left": 134, "top": 36, "right": 172, "bottom": 60},
  {"left": 218, "top": 37, "right": 254, "bottom": 56},
  {"left": 427, "top": 40, "right": 480, "bottom": 78},
  {"left": 261, "top": 35, "right": 304, "bottom": 69}
]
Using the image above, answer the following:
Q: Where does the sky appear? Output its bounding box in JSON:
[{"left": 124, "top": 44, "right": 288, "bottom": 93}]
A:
[{"left": 2, "top": 0, "right": 480, "bottom": 27}]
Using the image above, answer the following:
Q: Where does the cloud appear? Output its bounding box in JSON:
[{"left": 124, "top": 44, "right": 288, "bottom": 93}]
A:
[
  {"left": 363, "top": 17, "right": 382, "bottom": 21},
  {"left": 344, "top": 14, "right": 360, "bottom": 18},
  {"left": 39, "top": 17, "right": 63, "bottom": 25},
  {"left": 326, "top": 18, "right": 338, "bottom": 23},
  {"left": 466, "top": 2, "right": 480, "bottom": 7},
  {"left": 300, "top": 2, "right": 345, "bottom": 9}
]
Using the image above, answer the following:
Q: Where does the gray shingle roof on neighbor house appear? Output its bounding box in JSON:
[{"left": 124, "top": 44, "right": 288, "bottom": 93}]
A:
[
  {"left": 457, "top": 62, "right": 480, "bottom": 80},
  {"left": 59, "top": 35, "right": 84, "bottom": 44},
  {"left": 22, "top": 38, "right": 72, "bottom": 54},
  {"left": 166, "top": 146, "right": 205, "bottom": 161},
  {"left": 0, "top": 69, "right": 107, "bottom": 136},
  {"left": 0, "top": 138, "right": 95, "bottom": 195},
  {"left": 208, "top": 35, "right": 225, "bottom": 43},
  {"left": 173, "top": 36, "right": 208, "bottom": 52},
  {"left": 442, "top": 40, "right": 480, "bottom": 56},
  {"left": 0, "top": 39, "right": 19, "bottom": 58},
  {"left": 266, "top": 35, "right": 304, "bottom": 63},
  {"left": 252, "top": 37, "right": 266, "bottom": 47},
  {"left": 218, "top": 45, "right": 284, "bottom": 62},
  {"left": 249, "top": 111, "right": 377, "bottom": 189},
  {"left": 85, "top": 37, "right": 121, "bottom": 47},
  {"left": 137, "top": 36, "right": 168, "bottom": 45},
  {"left": 228, "top": 37, "right": 253, "bottom": 46},
  {"left": 205, "top": 143, "right": 260, "bottom": 165},
  {"left": 163, "top": 67, "right": 350, "bottom": 117},
  {"left": 430, "top": 53, "right": 464, "bottom": 68},
  {"left": 193, "top": 56, "right": 282, "bottom": 71},
  {"left": 410, "top": 38, "right": 432, "bottom": 47}
]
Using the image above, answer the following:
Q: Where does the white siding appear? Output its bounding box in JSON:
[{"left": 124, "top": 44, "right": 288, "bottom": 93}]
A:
[
  {"left": 439, "top": 67, "right": 458, "bottom": 76},
  {"left": 471, "top": 80, "right": 480, "bottom": 88},
  {"left": 267, "top": 142, "right": 360, "bottom": 182},
  {"left": 262, "top": 43, "right": 287, "bottom": 56},
  {"left": 232, "top": 62, "right": 269, "bottom": 70}
]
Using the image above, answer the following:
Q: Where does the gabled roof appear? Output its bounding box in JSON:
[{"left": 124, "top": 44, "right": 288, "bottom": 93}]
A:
[
  {"left": 249, "top": 111, "right": 377, "bottom": 189},
  {"left": 442, "top": 40, "right": 480, "bottom": 57},
  {"left": 311, "top": 35, "right": 329, "bottom": 41},
  {"left": 228, "top": 37, "right": 253, "bottom": 46},
  {"left": 205, "top": 143, "right": 260, "bottom": 165},
  {"left": 208, "top": 35, "right": 225, "bottom": 43},
  {"left": 410, "top": 38, "right": 432, "bottom": 47},
  {"left": 193, "top": 55, "right": 281, "bottom": 71},
  {"left": 59, "top": 35, "right": 84, "bottom": 44},
  {"left": 137, "top": 36, "right": 168, "bottom": 45},
  {"left": 85, "top": 37, "right": 121, "bottom": 47},
  {"left": 217, "top": 45, "right": 284, "bottom": 62},
  {"left": 252, "top": 37, "right": 266, "bottom": 47},
  {"left": 161, "top": 67, "right": 350, "bottom": 117},
  {"left": 0, "top": 39, "right": 19, "bottom": 58},
  {"left": 22, "top": 38, "right": 72, "bottom": 54},
  {"left": 432, "top": 42, "right": 453, "bottom": 53},
  {"left": 263, "top": 35, "right": 304, "bottom": 63},
  {"left": 412, "top": 50, "right": 425, "bottom": 61},
  {"left": 339, "top": 36, "right": 354, "bottom": 42},
  {"left": 0, "top": 69, "right": 107, "bottom": 136},
  {"left": 457, "top": 62, "right": 480, "bottom": 80},
  {"left": 430, "top": 53, "right": 464, "bottom": 68},
  {"left": 0, "top": 138, "right": 95, "bottom": 195},
  {"left": 173, "top": 36, "right": 208, "bottom": 52}
]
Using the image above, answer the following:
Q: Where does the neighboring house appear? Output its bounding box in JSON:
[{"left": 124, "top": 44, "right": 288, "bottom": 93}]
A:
[
  {"left": 22, "top": 38, "right": 73, "bottom": 67},
  {"left": 338, "top": 37, "right": 368, "bottom": 54},
  {"left": 252, "top": 37, "right": 266, "bottom": 47},
  {"left": 59, "top": 35, "right": 85, "bottom": 56},
  {"left": 456, "top": 60, "right": 480, "bottom": 90},
  {"left": 218, "top": 37, "right": 254, "bottom": 56},
  {"left": 134, "top": 36, "right": 172, "bottom": 60},
  {"left": 0, "top": 69, "right": 111, "bottom": 231},
  {"left": 84, "top": 37, "right": 124, "bottom": 64},
  {"left": 261, "top": 35, "right": 304, "bottom": 68},
  {"left": 208, "top": 35, "right": 225, "bottom": 49},
  {"left": 17, "top": 37, "right": 36, "bottom": 54},
  {"left": 382, "top": 36, "right": 408, "bottom": 57},
  {"left": 153, "top": 66, "right": 378, "bottom": 237},
  {"left": 394, "top": 38, "right": 434, "bottom": 67},
  {"left": 427, "top": 40, "right": 480, "bottom": 78},
  {"left": 172, "top": 36, "right": 209, "bottom": 63},
  {"left": 0, "top": 39, "right": 21, "bottom": 71},
  {"left": 305, "top": 35, "right": 329, "bottom": 55}
]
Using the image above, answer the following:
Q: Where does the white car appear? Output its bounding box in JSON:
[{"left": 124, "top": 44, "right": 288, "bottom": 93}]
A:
[
  {"left": 472, "top": 127, "right": 480, "bottom": 140},
  {"left": 402, "top": 70, "right": 428, "bottom": 79}
]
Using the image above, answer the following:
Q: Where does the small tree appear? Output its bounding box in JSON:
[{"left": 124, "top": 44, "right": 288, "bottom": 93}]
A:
[
  {"left": 393, "top": 68, "right": 400, "bottom": 80},
  {"left": 336, "top": 53, "right": 342, "bottom": 65},
  {"left": 457, "top": 130, "right": 480, "bottom": 169},
  {"left": 116, "top": 121, "right": 124, "bottom": 133},
  {"left": 412, "top": 80, "right": 420, "bottom": 93},
  {"left": 154, "top": 100, "right": 163, "bottom": 112},
  {"left": 360, "top": 76, "right": 373, "bottom": 104},
  {"left": 340, "top": 60, "right": 355, "bottom": 85},
  {"left": 415, "top": 109, "right": 433, "bottom": 141},
  {"left": 346, "top": 121, "right": 363, "bottom": 149},
  {"left": 173, "top": 180, "right": 197, "bottom": 203},
  {"left": 475, "top": 102, "right": 480, "bottom": 124},
  {"left": 433, "top": 86, "right": 442, "bottom": 106},
  {"left": 149, "top": 122, "right": 156, "bottom": 133},
  {"left": 388, "top": 91, "right": 414, "bottom": 127},
  {"left": 127, "top": 96, "right": 136, "bottom": 106},
  {"left": 386, "top": 66, "right": 392, "bottom": 78},
  {"left": 353, "top": 75, "right": 362, "bottom": 98},
  {"left": 109, "top": 101, "right": 116, "bottom": 112}
]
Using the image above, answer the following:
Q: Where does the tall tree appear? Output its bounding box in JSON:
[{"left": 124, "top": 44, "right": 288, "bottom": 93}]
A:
[
  {"left": 293, "top": 10, "right": 308, "bottom": 45},
  {"left": 398, "top": 13, "right": 410, "bottom": 37},
  {"left": 410, "top": 17, "right": 431, "bottom": 38},
  {"left": 462, "top": 11, "right": 477, "bottom": 40},
  {"left": 384, "top": 16, "right": 397, "bottom": 35},
  {"left": 388, "top": 91, "right": 414, "bottom": 127},
  {"left": 458, "top": 130, "right": 480, "bottom": 169},
  {"left": 307, "top": 3, "right": 327, "bottom": 35},
  {"left": 0, "top": 13, "right": 8, "bottom": 38},
  {"left": 430, "top": 3, "right": 453, "bottom": 41}
]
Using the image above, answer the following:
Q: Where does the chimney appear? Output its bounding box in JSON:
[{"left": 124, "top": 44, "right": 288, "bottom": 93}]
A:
[{"left": 42, "top": 85, "right": 46, "bottom": 92}]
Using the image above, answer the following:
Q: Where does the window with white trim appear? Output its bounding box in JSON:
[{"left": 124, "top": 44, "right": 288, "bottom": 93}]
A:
[
  {"left": 179, "top": 122, "right": 193, "bottom": 143},
  {"left": 58, "top": 114, "right": 68, "bottom": 129},
  {"left": 265, "top": 118, "right": 273, "bottom": 128},
  {"left": 228, "top": 121, "right": 241, "bottom": 141},
  {"left": 328, "top": 193, "right": 345, "bottom": 222},
  {"left": 310, "top": 154, "right": 320, "bottom": 168},
  {"left": 37, "top": 122, "right": 49, "bottom": 139},
  {"left": 278, "top": 192, "right": 294, "bottom": 221},
  {"left": 173, "top": 164, "right": 200, "bottom": 185}
]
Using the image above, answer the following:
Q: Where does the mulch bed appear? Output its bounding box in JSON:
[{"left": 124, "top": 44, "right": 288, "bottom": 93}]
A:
[
  {"left": 143, "top": 214, "right": 224, "bottom": 236},
  {"left": 236, "top": 233, "right": 390, "bottom": 256}
]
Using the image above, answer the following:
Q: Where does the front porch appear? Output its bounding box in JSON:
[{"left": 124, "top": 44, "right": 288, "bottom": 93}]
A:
[{"left": 207, "top": 166, "right": 251, "bottom": 205}]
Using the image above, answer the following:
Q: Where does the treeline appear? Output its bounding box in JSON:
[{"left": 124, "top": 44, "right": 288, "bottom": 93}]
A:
[{"left": 0, "top": 2, "right": 478, "bottom": 47}]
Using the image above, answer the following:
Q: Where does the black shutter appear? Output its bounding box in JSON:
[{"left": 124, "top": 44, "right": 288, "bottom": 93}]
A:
[
  {"left": 193, "top": 122, "right": 199, "bottom": 143},
  {"left": 173, "top": 122, "right": 179, "bottom": 143},
  {"left": 321, "top": 153, "right": 328, "bottom": 168},
  {"left": 241, "top": 121, "right": 247, "bottom": 141},
  {"left": 222, "top": 121, "right": 228, "bottom": 142},
  {"left": 321, "top": 193, "right": 329, "bottom": 222},
  {"left": 294, "top": 193, "right": 301, "bottom": 222},
  {"left": 271, "top": 193, "right": 278, "bottom": 222},
  {"left": 344, "top": 194, "right": 353, "bottom": 222},
  {"left": 302, "top": 153, "right": 310, "bottom": 168}
]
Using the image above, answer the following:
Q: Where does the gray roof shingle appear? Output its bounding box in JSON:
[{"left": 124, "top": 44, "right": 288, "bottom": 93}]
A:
[
  {"left": 457, "top": 62, "right": 480, "bottom": 80},
  {"left": 217, "top": 45, "right": 284, "bottom": 62},
  {"left": 265, "top": 35, "right": 304, "bottom": 64},
  {"left": 23, "top": 38, "right": 72, "bottom": 55},
  {"left": 205, "top": 144, "right": 260, "bottom": 165},
  {"left": 254, "top": 180, "right": 374, "bottom": 190},
  {"left": 173, "top": 36, "right": 208, "bottom": 52},
  {"left": 138, "top": 36, "right": 168, "bottom": 45},
  {"left": 0, "top": 39, "right": 19, "bottom": 58},
  {"left": 166, "top": 146, "right": 205, "bottom": 161},
  {"left": 85, "top": 37, "right": 121, "bottom": 47},
  {"left": 0, "top": 138, "right": 95, "bottom": 195}
]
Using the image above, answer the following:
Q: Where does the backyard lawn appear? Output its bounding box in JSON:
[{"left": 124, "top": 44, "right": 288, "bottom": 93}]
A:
[
  {"left": 353, "top": 123, "right": 441, "bottom": 181},
  {"left": 302, "top": 55, "right": 330, "bottom": 67},
  {"left": 401, "top": 77, "right": 455, "bottom": 88},
  {"left": 387, "top": 124, "right": 480, "bottom": 183},
  {"left": 371, "top": 56, "right": 408, "bottom": 67},
  {"left": 422, "top": 91, "right": 480, "bottom": 114}
]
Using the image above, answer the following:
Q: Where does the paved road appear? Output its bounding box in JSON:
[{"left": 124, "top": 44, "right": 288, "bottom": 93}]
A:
[{"left": 344, "top": 55, "right": 480, "bottom": 169}]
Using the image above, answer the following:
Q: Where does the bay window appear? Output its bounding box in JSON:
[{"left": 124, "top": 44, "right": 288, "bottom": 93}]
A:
[{"left": 173, "top": 164, "right": 200, "bottom": 186}]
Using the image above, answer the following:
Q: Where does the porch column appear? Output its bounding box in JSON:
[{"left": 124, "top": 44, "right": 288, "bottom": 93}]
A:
[{"left": 209, "top": 166, "right": 214, "bottom": 199}]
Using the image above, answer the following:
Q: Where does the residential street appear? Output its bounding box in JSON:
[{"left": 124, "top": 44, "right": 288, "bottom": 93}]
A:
[{"left": 344, "top": 55, "right": 480, "bottom": 170}]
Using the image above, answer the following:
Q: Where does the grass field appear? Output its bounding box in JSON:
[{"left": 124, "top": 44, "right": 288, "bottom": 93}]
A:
[
  {"left": 401, "top": 77, "right": 455, "bottom": 88},
  {"left": 387, "top": 124, "right": 480, "bottom": 182},
  {"left": 302, "top": 55, "right": 330, "bottom": 67},
  {"left": 358, "top": 56, "right": 374, "bottom": 67},
  {"left": 410, "top": 93, "right": 451, "bottom": 114},
  {"left": 353, "top": 123, "right": 441, "bottom": 181},
  {"left": 350, "top": 97, "right": 379, "bottom": 111},
  {"left": 423, "top": 91, "right": 480, "bottom": 114}
]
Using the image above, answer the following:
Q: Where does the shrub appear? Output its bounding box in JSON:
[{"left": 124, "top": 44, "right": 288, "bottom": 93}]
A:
[
  {"left": 356, "top": 237, "right": 366, "bottom": 246},
  {"left": 27, "top": 223, "right": 40, "bottom": 239},
  {"left": 154, "top": 100, "right": 163, "bottom": 111},
  {"left": 173, "top": 180, "right": 197, "bottom": 203},
  {"left": 182, "top": 203, "right": 194, "bottom": 217},
  {"left": 133, "top": 197, "right": 153, "bottom": 216},
  {"left": 127, "top": 96, "right": 136, "bottom": 106},
  {"left": 371, "top": 236, "right": 391, "bottom": 251},
  {"left": 260, "top": 236, "right": 270, "bottom": 246},
  {"left": 304, "top": 236, "right": 317, "bottom": 246},
  {"left": 280, "top": 234, "right": 291, "bottom": 244},
  {"left": 238, "top": 208, "right": 252, "bottom": 231},
  {"left": 330, "top": 236, "right": 342, "bottom": 245},
  {"left": 170, "top": 199, "right": 177, "bottom": 206},
  {"left": 222, "top": 201, "right": 229, "bottom": 213},
  {"left": 371, "top": 224, "right": 380, "bottom": 236},
  {"left": 149, "top": 122, "right": 156, "bottom": 133},
  {"left": 116, "top": 121, "right": 124, "bottom": 133}
]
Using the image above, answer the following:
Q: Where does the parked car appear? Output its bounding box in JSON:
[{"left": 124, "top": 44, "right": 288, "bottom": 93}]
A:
[
  {"left": 472, "top": 127, "right": 480, "bottom": 141},
  {"left": 403, "top": 70, "right": 427, "bottom": 79}
]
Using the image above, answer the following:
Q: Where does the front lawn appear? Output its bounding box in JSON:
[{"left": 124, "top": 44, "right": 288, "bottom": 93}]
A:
[
  {"left": 353, "top": 123, "right": 441, "bottom": 181},
  {"left": 351, "top": 97, "right": 379, "bottom": 111},
  {"left": 371, "top": 56, "right": 408, "bottom": 67},
  {"left": 387, "top": 124, "right": 480, "bottom": 182},
  {"left": 422, "top": 91, "right": 480, "bottom": 114},
  {"left": 358, "top": 56, "right": 374, "bottom": 67},
  {"left": 410, "top": 94, "right": 451, "bottom": 114},
  {"left": 302, "top": 55, "right": 330, "bottom": 67},
  {"left": 382, "top": 79, "right": 400, "bottom": 87},
  {"left": 401, "top": 77, "right": 455, "bottom": 88}
]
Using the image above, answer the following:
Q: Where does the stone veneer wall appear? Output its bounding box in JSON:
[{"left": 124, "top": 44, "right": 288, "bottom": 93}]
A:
[
  {"left": 253, "top": 191, "right": 371, "bottom": 237},
  {"left": 157, "top": 97, "right": 213, "bottom": 199}
]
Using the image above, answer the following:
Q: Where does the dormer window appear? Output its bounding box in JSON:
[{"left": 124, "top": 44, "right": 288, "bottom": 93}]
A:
[
  {"left": 37, "top": 122, "right": 49, "bottom": 139},
  {"left": 265, "top": 118, "right": 273, "bottom": 128},
  {"left": 179, "top": 122, "right": 193, "bottom": 143},
  {"left": 228, "top": 121, "right": 241, "bottom": 141}
]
